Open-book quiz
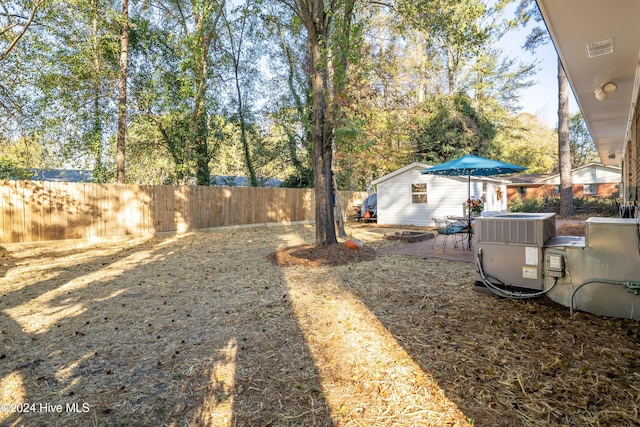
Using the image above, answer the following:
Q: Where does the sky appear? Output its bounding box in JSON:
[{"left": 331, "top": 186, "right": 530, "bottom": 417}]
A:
[{"left": 496, "top": 7, "right": 580, "bottom": 128}]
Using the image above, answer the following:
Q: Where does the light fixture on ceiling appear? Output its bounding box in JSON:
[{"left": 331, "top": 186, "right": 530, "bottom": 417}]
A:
[
  {"left": 608, "top": 151, "right": 616, "bottom": 160},
  {"left": 594, "top": 81, "right": 617, "bottom": 101}
]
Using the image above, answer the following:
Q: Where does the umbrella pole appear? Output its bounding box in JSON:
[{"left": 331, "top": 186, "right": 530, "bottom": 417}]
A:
[{"left": 467, "top": 173, "right": 472, "bottom": 250}]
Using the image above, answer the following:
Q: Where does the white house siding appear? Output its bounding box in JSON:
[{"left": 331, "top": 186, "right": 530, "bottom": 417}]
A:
[
  {"left": 373, "top": 163, "right": 509, "bottom": 226},
  {"left": 482, "top": 180, "right": 508, "bottom": 213},
  {"left": 377, "top": 176, "right": 460, "bottom": 226},
  {"left": 542, "top": 164, "right": 621, "bottom": 185}
]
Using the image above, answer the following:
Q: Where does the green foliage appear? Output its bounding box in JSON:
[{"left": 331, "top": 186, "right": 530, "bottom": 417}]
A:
[
  {"left": 508, "top": 195, "right": 558, "bottom": 213},
  {"left": 0, "top": 156, "right": 33, "bottom": 180},
  {"left": 509, "top": 195, "right": 619, "bottom": 216},
  {"left": 129, "top": 0, "right": 226, "bottom": 184},
  {"left": 411, "top": 92, "right": 496, "bottom": 164},
  {"left": 577, "top": 195, "right": 620, "bottom": 216},
  {"left": 0, "top": 0, "right": 560, "bottom": 192},
  {"left": 469, "top": 48, "right": 537, "bottom": 117},
  {"left": 0, "top": 0, "right": 121, "bottom": 176},
  {"left": 397, "top": 0, "right": 502, "bottom": 94},
  {"left": 493, "top": 113, "right": 556, "bottom": 173},
  {"left": 0, "top": 134, "right": 45, "bottom": 173},
  {"left": 569, "top": 112, "right": 599, "bottom": 167},
  {"left": 280, "top": 167, "right": 313, "bottom": 188},
  {"left": 514, "top": 0, "right": 549, "bottom": 53},
  {"left": 124, "top": 116, "right": 180, "bottom": 184}
]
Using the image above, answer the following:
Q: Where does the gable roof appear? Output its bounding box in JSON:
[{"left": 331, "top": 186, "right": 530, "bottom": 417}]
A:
[
  {"left": 370, "top": 162, "right": 431, "bottom": 185},
  {"left": 505, "top": 174, "right": 552, "bottom": 185},
  {"left": 537, "top": 163, "right": 620, "bottom": 184},
  {"left": 506, "top": 163, "right": 621, "bottom": 185},
  {"left": 371, "top": 162, "right": 510, "bottom": 186}
]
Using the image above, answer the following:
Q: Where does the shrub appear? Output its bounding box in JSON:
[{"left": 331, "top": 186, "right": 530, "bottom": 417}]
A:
[
  {"left": 508, "top": 196, "right": 545, "bottom": 213},
  {"left": 509, "top": 194, "right": 619, "bottom": 216}
]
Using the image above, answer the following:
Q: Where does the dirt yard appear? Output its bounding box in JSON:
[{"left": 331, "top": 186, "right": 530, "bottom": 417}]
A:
[{"left": 1, "top": 222, "right": 639, "bottom": 426}]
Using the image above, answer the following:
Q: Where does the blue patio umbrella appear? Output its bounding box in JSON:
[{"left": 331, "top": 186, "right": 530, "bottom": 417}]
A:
[{"left": 421, "top": 154, "right": 527, "bottom": 248}]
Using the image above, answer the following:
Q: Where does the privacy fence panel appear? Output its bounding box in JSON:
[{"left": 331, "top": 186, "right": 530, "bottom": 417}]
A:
[{"left": 0, "top": 181, "right": 367, "bottom": 243}]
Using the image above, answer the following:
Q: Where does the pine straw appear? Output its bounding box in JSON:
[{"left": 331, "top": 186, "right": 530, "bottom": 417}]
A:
[{"left": 0, "top": 223, "right": 638, "bottom": 426}]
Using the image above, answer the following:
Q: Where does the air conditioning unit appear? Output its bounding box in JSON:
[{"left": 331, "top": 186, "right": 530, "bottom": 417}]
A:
[
  {"left": 475, "top": 214, "right": 640, "bottom": 320},
  {"left": 475, "top": 213, "right": 556, "bottom": 290}
]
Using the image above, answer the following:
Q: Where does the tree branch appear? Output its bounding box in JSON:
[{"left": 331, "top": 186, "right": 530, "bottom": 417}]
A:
[{"left": 0, "top": 0, "right": 47, "bottom": 62}]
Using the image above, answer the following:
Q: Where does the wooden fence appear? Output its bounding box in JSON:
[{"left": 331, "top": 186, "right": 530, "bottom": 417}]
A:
[{"left": 0, "top": 180, "right": 368, "bottom": 243}]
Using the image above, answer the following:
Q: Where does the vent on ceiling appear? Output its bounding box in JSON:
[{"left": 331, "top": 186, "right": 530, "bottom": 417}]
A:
[{"left": 587, "top": 38, "right": 614, "bottom": 58}]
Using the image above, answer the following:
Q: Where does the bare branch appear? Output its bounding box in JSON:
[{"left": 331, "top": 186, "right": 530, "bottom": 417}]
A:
[{"left": 0, "top": 0, "right": 47, "bottom": 62}]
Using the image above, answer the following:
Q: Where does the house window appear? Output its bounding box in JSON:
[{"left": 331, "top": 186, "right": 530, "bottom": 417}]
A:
[
  {"left": 584, "top": 184, "right": 597, "bottom": 195},
  {"left": 552, "top": 185, "right": 560, "bottom": 194},
  {"left": 411, "top": 183, "right": 427, "bottom": 204}
]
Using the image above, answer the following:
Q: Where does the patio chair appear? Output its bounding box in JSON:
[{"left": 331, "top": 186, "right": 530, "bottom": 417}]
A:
[
  {"left": 445, "top": 215, "right": 474, "bottom": 250},
  {"left": 431, "top": 217, "right": 467, "bottom": 251}
]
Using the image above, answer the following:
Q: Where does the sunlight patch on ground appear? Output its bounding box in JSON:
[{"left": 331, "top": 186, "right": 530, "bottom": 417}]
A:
[
  {"left": 4, "top": 304, "right": 87, "bottom": 335},
  {"left": 54, "top": 351, "right": 94, "bottom": 395},
  {"left": 276, "top": 232, "right": 310, "bottom": 248},
  {"left": 0, "top": 236, "right": 154, "bottom": 290},
  {"left": 192, "top": 339, "right": 238, "bottom": 426},
  {"left": 2, "top": 240, "right": 161, "bottom": 334},
  {"left": 0, "top": 371, "right": 25, "bottom": 423},
  {"left": 283, "top": 268, "right": 472, "bottom": 426}
]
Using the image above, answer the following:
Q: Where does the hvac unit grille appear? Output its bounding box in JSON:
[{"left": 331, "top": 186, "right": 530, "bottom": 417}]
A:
[{"left": 479, "top": 219, "right": 536, "bottom": 244}]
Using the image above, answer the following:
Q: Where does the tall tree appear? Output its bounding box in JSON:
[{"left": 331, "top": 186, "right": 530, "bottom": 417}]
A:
[
  {"left": 134, "top": 0, "right": 225, "bottom": 184},
  {"left": 116, "top": 0, "right": 129, "bottom": 183},
  {"left": 557, "top": 59, "right": 574, "bottom": 215},
  {"left": 282, "top": 0, "right": 357, "bottom": 246},
  {"left": 494, "top": 112, "right": 556, "bottom": 174},
  {"left": 397, "top": 0, "right": 491, "bottom": 95},
  {"left": 411, "top": 92, "right": 496, "bottom": 164},
  {"left": 1, "top": 0, "right": 127, "bottom": 178},
  {"left": 568, "top": 112, "right": 598, "bottom": 167},
  {"left": 29, "top": 0, "right": 122, "bottom": 179},
  {"left": 516, "top": 0, "right": 574, "bottom": 215},
  {"left": 261, "top": 6, "right": 314, "bottom": 187},
  {"left": 83, "top": 0, "right": 113, "bottom": 181},
  {"left": 222, "top": 0, "right": 258, "bottom": 186},
  {"left": 332, "top": 5, "right": 410, "bottom": 187}
]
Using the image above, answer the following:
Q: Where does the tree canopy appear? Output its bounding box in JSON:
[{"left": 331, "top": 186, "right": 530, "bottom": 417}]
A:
[{"left": 1, "top": 0, "right": 560, "bottom": 192}]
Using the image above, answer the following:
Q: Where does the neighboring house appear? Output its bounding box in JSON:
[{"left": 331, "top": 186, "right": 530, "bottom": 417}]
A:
[
  {"left": 29, "top": 169, "right": 94, "bottom": 182},
  {"left": 210, "top": 175, "right": 282, "bottom": 187},
  {"left": 506, "top": 163, "right": 621, "bottom": 201},
  {"left": 370, "top": 162, "right": 508, "bottom": 227}
]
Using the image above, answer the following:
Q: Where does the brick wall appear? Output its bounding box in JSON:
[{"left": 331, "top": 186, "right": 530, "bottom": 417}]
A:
[
  {"left": 507, "top": 183, "right": 618, "bottom": 201},
  {"left": 629, "top": 98, "right": 640, "bottom": 201}
]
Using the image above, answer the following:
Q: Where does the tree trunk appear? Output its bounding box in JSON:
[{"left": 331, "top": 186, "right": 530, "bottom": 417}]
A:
[
  {"left": 90, "top": 0, "right": 104, "bottom": 182},
  {"left": 116, "top": 0, "right": 128, "bottom": 184},
  {"left": 277, "top": 21, "right": 307, "bottom": 180},
  {"left": 309, "top": 2, "right": 337, "bottom": 246},
  {"left": 192, "top": 74, "right": 208, "bottom": 185},
  {"left": 194, "top": 108, "right": 210, "bottom": 185},
  {"left": 311, "top": 70, "right": 337, "bottom": 244},
  {"left": 231, "top": 18, "right": 257, "bottom": 187},
  {"left": 557, "top": 57, "right": 574, "bottom": 216}
]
